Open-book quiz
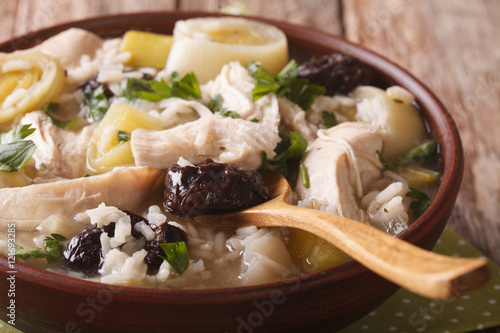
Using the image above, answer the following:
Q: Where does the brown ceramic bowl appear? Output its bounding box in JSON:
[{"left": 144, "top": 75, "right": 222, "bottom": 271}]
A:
[{"left": 0, "top": 11, "right": 463, "bottom": 333}]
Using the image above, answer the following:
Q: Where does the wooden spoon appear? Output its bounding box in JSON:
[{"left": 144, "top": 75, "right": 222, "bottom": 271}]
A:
[{"left": 192, "top": 172, "right": 489, "bottom": 299}]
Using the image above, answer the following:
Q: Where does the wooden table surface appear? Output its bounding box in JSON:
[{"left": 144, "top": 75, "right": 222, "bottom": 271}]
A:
[{"left": 1, "top": 1, "right": 499, "bottom": 332}]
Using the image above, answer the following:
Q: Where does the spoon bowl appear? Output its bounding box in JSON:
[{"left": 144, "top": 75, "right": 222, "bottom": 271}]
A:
[{"left": 192, "top": 171, "right": 489, "bottom": 299}]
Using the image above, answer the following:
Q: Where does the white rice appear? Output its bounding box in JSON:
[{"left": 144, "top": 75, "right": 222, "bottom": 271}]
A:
[{"left": 78, "top": 203, "right": 296, "bottom": 289}]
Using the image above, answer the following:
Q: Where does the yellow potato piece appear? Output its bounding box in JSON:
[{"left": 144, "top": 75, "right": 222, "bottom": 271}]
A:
[
  {"left": 0, "top": 50, "right": 64, "bottom": 125},
  {"left": 397, "top": 164, "right": 440, "bottom": 187},
  {"left": 353, "top": 86, "right": 427, "bottom": 160},
  {"left": 288, "top": 229, "right": 351, "bottom": 273},
  {"left": 165, "top": 17, "right": 288, "bottom": 83},
  {"left": 121, "top": 30, "right": 174, "bottom": 69},
  {"left": 87, "top": 100, "right": 163, "bottom": 173}
]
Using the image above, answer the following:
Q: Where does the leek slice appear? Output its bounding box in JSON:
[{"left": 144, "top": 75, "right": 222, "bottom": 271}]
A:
[
  {"left": 0, "top": 50, "right": 65, "bottom": 124},
  {"left": 120, "top": 30, "right": 174, "bottom": 69},
  {"left": 87, "top": 100, "right": 162, "bottom": 173},
  {"left": 397, "top": 164, "right": 440, "bottom": 187},
  {"left": 165, "top": 17, "right": 288, "bottom": 83},
  {"left": 288, "top": 229, "right": 351, "bottom": 273}
]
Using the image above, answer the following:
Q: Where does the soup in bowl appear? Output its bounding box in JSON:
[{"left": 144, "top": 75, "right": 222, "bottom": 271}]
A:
[{"left": 0, "top": 12, "right": 463, "bottom": 333}]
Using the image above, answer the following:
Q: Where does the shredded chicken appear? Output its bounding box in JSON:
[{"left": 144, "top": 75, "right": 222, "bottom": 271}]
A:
[
  {"left": 20, "top": 111, "right": 94, "bottom": 182},
  {"left": 0, "top": 166, "right": 162, "bottom": 230},
  {"left": 131, "top": 62, "right": 281, "bottom": 170},
  {"left": 295, "top": 122, "right": 384, "bottom": 222}
]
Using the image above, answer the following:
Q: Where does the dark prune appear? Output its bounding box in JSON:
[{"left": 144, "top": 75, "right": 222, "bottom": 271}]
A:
[
  {"left": 144, "top": 223, "right": 189, "bottom": 271},
  {"left": 63, "top": 224, "right": 104, "bottom": 275},
  {"left": 63, "top": 211, "right": 148, "bottom": 274},
  {"left": 163, "top": 159, "right": 269, "bottom": 217},
  {"left": 297, "top": 53, "right": 372, "bottom": 95},
  {"left": 124, "top": 210, "right": 149, "bottom": 239}
]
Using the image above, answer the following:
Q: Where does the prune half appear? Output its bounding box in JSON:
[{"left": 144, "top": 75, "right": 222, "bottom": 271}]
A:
[
  {"left": 163, "top": 159, "right": 269, "bottom": 217},
  {"left": 144, "top": 223, "right": 189, "bottom": 271},
  {"left": 63, "top": 224, "right": 104, "bottom": 275},
  {"left": 298, "top": 53, "right": 372, "bottom": 95}
]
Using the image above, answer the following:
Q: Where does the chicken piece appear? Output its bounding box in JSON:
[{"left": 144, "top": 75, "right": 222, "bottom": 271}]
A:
[
  {"left": 277, "top": 97, "right": 316, "bottom": 142},
  {"left": 0, "top": 166, "right": 163, "bottom": 230},
  {"left": 132, "top": 96, "right": 280, "bottom": 170},
  {"left": 34, "top": 28, "right": 104, "bottom": 69},
  {"left": 20, "top": 111, "right": 94, "bottom": 181},
  {"left": 132, "top": 63, "right": 281, "bottom": 170},
  {"left": 295, "top": 122, "right": 384, "bottom": 222},
  {"left": 201, "top": 61, "right": 255, "bottom": 119}
]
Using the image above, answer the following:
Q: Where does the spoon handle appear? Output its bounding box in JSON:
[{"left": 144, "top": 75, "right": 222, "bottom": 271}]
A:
[{"left": 254, "top": 204, "right": 489, "bottom": 299}]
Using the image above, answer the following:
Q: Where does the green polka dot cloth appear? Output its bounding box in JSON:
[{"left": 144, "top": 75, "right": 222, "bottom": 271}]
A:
[
  {"left": 339, "top": 227, "right": 500, "bottom": 333},
  {"left": 1, "top": 227, "right": 499, "bottom": 332}
]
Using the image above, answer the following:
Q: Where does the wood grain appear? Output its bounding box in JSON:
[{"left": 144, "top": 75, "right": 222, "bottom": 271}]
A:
[
  {"left": 192, "top": 172, "right": 489, "bottom": 299},
  {"left": 343, "top": 0, "right": 500, "bottom": 266}
]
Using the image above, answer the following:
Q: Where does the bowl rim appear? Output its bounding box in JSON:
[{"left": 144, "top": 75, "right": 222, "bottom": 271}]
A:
[{"left": 0, "top": 10, "right": 464, "bottom": 302}]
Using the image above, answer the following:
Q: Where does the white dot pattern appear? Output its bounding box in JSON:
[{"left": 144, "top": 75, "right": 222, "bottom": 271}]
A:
[{"left": 337, "top": 229, "right": 500, "bottom": 333}]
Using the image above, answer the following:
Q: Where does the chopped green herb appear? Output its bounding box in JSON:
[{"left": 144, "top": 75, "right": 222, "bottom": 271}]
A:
[
  {"left": 261, "top": 131, "right": 308, "bottom": 177},
  {"left": 251, "top": 118, "right": 259, "bottom": 123},
  {"left": 43, "top": 103, "right": 76, "bottom": 129},
  {"left": 0, "top": 124, "right": 37, "bottom": 172},
  {"left": 120, "top": 77, "right": 160, "bottom": 100},
  {"left": 43, "top": 102, "right": 59, "bottom": 112},
  {"left": 247, "top": 60, "right": 326, "bottom": 110},
  {"left": 84, "top": 85, "right": 110, "bottom": 121},
  {"left": 117, "top": 130, "right": 131, "bottom": 143},
  {"left": 275, "top": 59, "right": 300, "bottom": 89},
  {"left": 376, "top": 140, "right": 439, "bottom": 171},
  {"left": 15, "top": 233, "right": 67, "bottom": 264},
  {"left": 121, "top": 72, "right": 201, "bottom": 102},
  {"left": 0, "top": 124, "right": 35, "bottom": 144},
  {"left": 406, "top": 187, "right": 433, "bottom": 216},
  {"left": 171, "top": 72, "right": 201, "bottom": 99},
  {"left": 399, "top": 140, "right": 439, "bottom": 165},
  {"left": 246, "top": 61, "right": 280, "bottom": 101},
  {"left": 321, "top": 111, "right": 337, "bottom": 128},
  {"left": 299, "top": 163, "right": 310, "bottom": 188},
  {"left": 159, "top": 241, "right": 190, "bottom": 275},
  {"left": 376, "top": 150, "right": 396, "bottom": 170},
  {"left": 208, "top": 95, "right": 241, "bottom": 118},
  {"left": 288, "top": 78, "right": 326, "bottom": 111}
]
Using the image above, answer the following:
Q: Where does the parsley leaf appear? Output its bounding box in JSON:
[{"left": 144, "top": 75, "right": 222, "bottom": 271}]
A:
[
  {"left": 406, "top": 188, "right": 433, "bottom": 216},
  {"left": 208, "top": 95, "right": 241, "bottom": 119},
  {"left": 15, "top": 233, "right": 67, "bottom": 264},
  {"left": 288, "top": 78, "right": 326, "bottom": 111},
  {"left": 261, "top": 131, "right": 308, "bottom": 177},
  {"left": 247, "top": 61, "right": 280, "bottom": 101},
  {"left": 0, "top": 124, "right": 37, "bottom": 172},
  {"left": 399, "top": 140, "right": 439, "bottom": 165},
  {"left": 159, "top": 241, "right": 190, "bottom": 275},
  {"left": 321, "top": 111, "right": 337, "bottom": 128},
  {"left": 121, "top": 72, "right": 201, "bottom": 102},
  {"left": 117, "top": 130, "right": 131, "bottom": 142},
  {"left": 171, "top": 72, "right": 201, "bottom": 99},
  {"left": 43, "top": 103, "right": 76, "bottom": 129},
  {"left": 376, "top": 140, "right": 439, "bottom": 170},
  {"left": 0, "top": 124, "right": 35, "bottom": 144},
  {"left": 84, "top": 85, "right": 110, "bottom": 121},
  {"left": 247, "top": 60, "right": 326, "bottom": 110}
]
